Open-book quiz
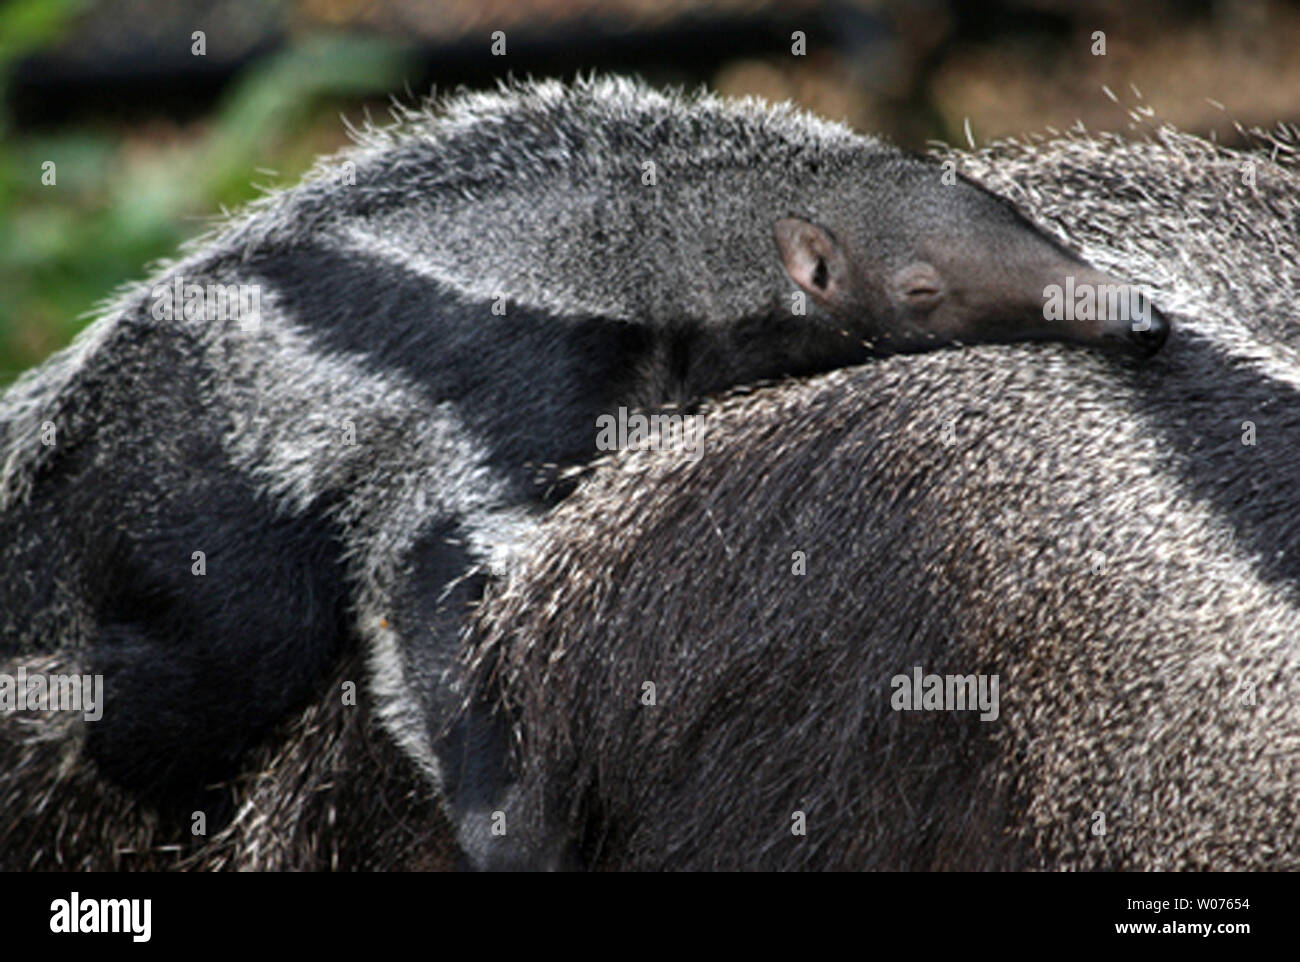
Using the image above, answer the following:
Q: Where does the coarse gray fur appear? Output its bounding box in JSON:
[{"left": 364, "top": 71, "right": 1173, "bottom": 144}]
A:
[
  {"left": 0, "top": 76, "right": 1165, "bottom": 870},
  {"left": 460, "top": 117, "right": 1300, "bottom": 870},
  {"left": 2, "top": 109, "right": 1281, "bottom": 873},
  {"left": 0, "top": 648, "right": 454, "bottom": 871}
]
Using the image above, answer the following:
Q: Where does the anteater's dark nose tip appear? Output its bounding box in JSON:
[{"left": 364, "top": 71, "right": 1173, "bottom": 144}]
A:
[{"left": 1128, "top": 306, "right": 1170, "bottom": 357}]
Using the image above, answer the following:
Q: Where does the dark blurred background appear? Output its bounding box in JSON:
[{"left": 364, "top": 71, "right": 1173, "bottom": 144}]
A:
[{"left": 2, "top": 0, "right": 1296, "bottom": 380}]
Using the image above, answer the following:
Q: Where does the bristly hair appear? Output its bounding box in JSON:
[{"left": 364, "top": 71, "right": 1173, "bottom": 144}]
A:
[{"left": 458, "top": 106, "right": 1300, "bottom": 870}]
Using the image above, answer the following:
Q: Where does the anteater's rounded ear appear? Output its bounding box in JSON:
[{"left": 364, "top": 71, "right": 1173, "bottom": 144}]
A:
[{"left": 774, "top": 217, "right": 850, "bottom": 305}]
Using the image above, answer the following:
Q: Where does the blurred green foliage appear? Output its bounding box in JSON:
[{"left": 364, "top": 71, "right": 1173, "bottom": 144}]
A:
[{"left": 0, "top": 4, "right": 418, "bottom": 384}]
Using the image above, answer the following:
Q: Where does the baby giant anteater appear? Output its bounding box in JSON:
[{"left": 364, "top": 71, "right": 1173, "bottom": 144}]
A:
[{"left": 0, "top": 76, "right": 1166, "bottom": 870}]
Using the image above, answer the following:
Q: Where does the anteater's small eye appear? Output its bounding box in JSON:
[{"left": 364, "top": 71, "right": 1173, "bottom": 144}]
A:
[{"left": 892, "top": 263, "right": 944, "bottom": 308}]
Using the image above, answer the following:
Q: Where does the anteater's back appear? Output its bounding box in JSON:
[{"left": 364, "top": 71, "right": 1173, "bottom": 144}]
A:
[{"left": 462, "top": 120, "right": 1300, "bottom": 870}]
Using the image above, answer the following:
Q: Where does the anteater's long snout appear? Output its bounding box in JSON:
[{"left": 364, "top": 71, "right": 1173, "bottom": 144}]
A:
[
  {"left": 1087, "top": 273, "right": 1171, "bottom": 359},
  {"left": 942, "top": 247, "right": 1172, "bottom": 359},
  {"left": 1035, "top": 262, "right": 1172, "bottom": 359},
  {"left": 1126, "top": 303, "right": 1170, "bottom": 357}
]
